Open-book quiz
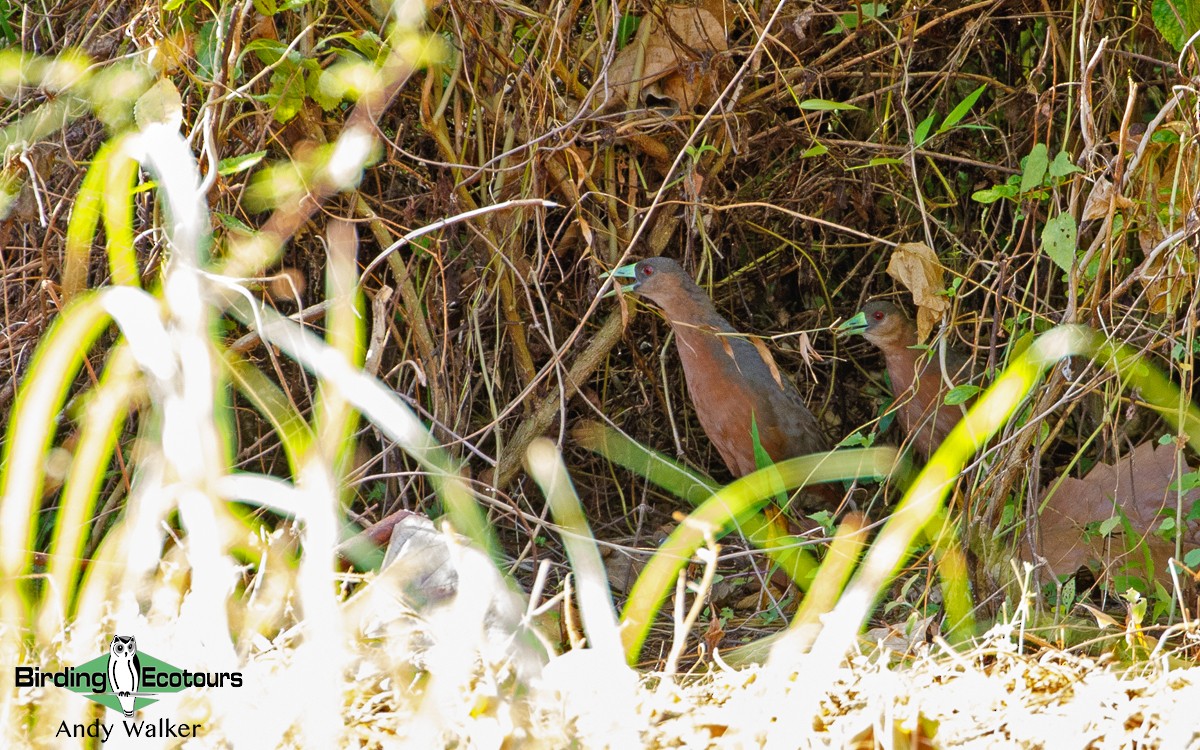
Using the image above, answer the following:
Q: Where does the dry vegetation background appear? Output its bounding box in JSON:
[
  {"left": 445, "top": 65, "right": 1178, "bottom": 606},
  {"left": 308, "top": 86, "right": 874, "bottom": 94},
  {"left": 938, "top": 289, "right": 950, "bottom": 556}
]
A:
[{"left": 4, "top": 0, "right": 1200, "bottom": 745}]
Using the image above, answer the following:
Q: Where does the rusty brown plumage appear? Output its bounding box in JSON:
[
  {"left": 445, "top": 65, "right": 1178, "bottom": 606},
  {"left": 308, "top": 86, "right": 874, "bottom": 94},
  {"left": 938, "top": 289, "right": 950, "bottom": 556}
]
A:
[
  {"left": 853, "top": 300, "right": 974, "bottom": 457},
  {"left": 611, "top": 257, "right": 830, "bottom": 478}
]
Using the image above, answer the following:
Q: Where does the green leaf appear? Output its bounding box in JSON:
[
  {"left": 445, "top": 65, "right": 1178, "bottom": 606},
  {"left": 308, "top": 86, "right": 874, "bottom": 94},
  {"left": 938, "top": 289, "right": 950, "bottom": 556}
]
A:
[
  {"left": 1048, "top": 150, "right": 1083, "bottom": 179},
  {"left": 217, "top": 150, "right": 268, "bottom": 177},
  {"left": 1041, "top": 212, "right": 1078, "bottom": 272},
  {"left": 1020, "top": 143, "right": 1049, "bottom": 193},
  {"left": 943, "top": 384, "right": 981, "bottom": 406},
  {"left": 323, "top": 31, "right": 385, "bottom": 61},
  {"left": 1185, "top": 548, "right": 1200, "bottom": 567},
  {"left": 837, "top": 431, "right": 873, "bottom": 448},
  {"left": 308, "top": 67, "right": 343, "bottom": 111},
  {"left": 267, "top": 63, "right": 306, "bottom": 124},
  {"left": 1152, "top": 129, "right": 1181, "bottom": 145},
  {"left": 1099, "top": 516, "right": 1122, "bottom": 536},
  {"left": 1170, "top": 470, "right": 1200, "bottom": 493},
  {"left": 1188, "top": 498, "right": 1200, "bottom": 522},
  {"left": 937, "top": 84, "right": 987, "bottom": 134},
  {"left": 867, "top": 156, "right": 905, "bottom": 166},
  {"left": 801, "top": 142, "right": 828, "bottom": 158},
  {"left": 1152, "top": 0, "right": 1200, "bottom": 52},
  {"left": 913, "top": 113, "right": 936, "bottom": 146},
  {"left": 971, "top": 188, "right": 1006, "bottom": 204},
  {"left": 617, "top": 14, "right": 641, "bottom": 47},
  {"left": 827, "top": 2, "right": 889, "bottom": 32},
  {"left": 196, "top": 20, "right": 221, "bottom": 81},
  {"left": 244, "top": 38, "right": 288, "bottom": 65},
  {"left": 215, "top": 212, "right": 255, "bottom": 234},
  {"left": 799, "top": 98, "right": 861, "bottom": 111}
]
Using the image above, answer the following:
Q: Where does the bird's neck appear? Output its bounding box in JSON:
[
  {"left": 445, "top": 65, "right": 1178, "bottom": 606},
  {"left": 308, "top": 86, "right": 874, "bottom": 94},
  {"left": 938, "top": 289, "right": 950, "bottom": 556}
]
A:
[{"left": 653, "top": 284, "right": 735, "bottom": 333}]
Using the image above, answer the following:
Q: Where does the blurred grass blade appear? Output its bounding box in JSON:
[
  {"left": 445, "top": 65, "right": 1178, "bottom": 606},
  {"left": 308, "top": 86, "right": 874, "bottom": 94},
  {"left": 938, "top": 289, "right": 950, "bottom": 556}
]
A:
[
  {"left": 772, "top": 513, "right": 868, "bottom": 658},
  {"left": 37, "top": 345, "right": 137, "bottom": 641},
  {"left": 63, "top": 141, "right": 109, "bottom": 299},
  {"left": 102, "top": 135, "right": 141, "bottom": 287},
  {"left": 223, "top": 294, "right": 498, "bottom": 559},
  {"left": 223, "top": 353, "right": 314, "bottom": 471},
  {"left": 526, "top": 437, "right": 625, "bottom": 660},
  {"left": 0, "top": 292, "right": 114, "bottom": 709},
  {"left": 572, "top": 420, "right": 718, "bottom": 503},
  {"left": 799, "top": 324, "right": 1200, "bottom": 686},
  {"left": 575, "top": 419, "right": 830, "bottom": 592},
  {"left": 315, "top": 220, "right": 364, "bottom": 465},
  {"left": 723, "top": 512, "right": 868, "bottom": 666},
  {"left": 0, "top": 293, "right": 115, "bottom": 581},
  {"left": 620, "top": 448, "right": 897, "bottom": 664}
]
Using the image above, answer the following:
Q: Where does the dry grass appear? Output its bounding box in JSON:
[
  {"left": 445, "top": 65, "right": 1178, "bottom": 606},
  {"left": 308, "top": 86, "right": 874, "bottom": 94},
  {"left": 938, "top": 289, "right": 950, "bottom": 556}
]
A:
[{"left": 4, "top": 0, "right": 1200, "bottom": 746}]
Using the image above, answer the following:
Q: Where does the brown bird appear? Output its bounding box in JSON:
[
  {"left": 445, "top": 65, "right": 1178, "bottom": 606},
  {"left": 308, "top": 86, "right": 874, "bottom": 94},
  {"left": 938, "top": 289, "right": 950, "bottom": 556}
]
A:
[
  {"left": 607, "top": 257, "right": 830, "bottom": 478},
  {"left": 839, "top": 300, "right": 975, "bottom": 457}
]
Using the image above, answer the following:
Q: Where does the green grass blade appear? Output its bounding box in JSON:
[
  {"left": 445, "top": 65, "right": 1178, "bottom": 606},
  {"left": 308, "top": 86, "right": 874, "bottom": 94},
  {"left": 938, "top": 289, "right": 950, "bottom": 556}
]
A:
[
  {"left": 572, "top": 420, "right": 718, "bottom": 503},
  {"left": 620, "top": 448, "right": 897, "bottom": 663},
  {"left": 38, "top": 345, "right": 137, "bottom": 640},
  {"left": 63, "top": 142, "right": 109, "bottom": 298},
  {"left": 102, "top": 137, "right": 141, "bottom": 287},
  {"left": 526, "top": 438, "right": 625, "bottom": 659}
]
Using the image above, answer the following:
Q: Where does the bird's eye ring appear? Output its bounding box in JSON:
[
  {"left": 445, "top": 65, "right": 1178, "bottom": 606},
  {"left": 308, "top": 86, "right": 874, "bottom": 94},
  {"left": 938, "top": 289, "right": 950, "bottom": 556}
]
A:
[
  {"left": 872, "top": 310, "right": 884, "bottom": 321},
  {"left": 641, "top": 264, "right": 654, "bottom": 277}
]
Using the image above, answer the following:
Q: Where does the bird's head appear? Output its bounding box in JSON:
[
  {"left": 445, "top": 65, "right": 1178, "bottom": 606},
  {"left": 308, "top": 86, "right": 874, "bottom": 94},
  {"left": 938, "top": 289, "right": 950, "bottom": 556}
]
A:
[
  {"left": 838, "top": 300, "right": 916, "bottom": 349},
  {"left": 602, "top": 256, "right": 692, "bottom": 307}
]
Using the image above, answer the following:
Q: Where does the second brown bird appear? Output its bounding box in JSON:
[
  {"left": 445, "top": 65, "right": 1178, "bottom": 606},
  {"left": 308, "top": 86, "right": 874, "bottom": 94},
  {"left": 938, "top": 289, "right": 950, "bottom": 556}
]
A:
[{"left": 840, "top": 300, "right": 976, "bottom": 457}]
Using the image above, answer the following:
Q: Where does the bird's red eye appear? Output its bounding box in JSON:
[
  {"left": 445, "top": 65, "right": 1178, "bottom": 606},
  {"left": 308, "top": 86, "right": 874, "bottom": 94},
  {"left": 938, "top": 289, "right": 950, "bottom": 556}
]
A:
[
  {"left": 641, "top": 264, "right": 654, "bottom": 277},
  {"left": 873, "top": 310, "right": 884, "bottom": 321}
]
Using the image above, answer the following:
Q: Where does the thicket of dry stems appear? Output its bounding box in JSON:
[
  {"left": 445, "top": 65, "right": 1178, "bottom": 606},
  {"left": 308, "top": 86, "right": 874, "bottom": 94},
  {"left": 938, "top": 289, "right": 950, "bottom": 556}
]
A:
[{"left": 3, "top": 0, "right": 1200, "bottom": 744}]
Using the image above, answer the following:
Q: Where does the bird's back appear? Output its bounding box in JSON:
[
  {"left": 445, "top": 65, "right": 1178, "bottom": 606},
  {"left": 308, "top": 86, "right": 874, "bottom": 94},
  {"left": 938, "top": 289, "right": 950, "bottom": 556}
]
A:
[{"left": 671, "top": 313, "right": 828, "bottom": 477}]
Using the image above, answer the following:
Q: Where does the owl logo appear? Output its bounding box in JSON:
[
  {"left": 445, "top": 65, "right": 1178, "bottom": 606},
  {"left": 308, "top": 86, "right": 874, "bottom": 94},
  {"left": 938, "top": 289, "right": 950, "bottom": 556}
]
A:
[{"left": 107, "top": 635, "right": 141, "bottom": 717}]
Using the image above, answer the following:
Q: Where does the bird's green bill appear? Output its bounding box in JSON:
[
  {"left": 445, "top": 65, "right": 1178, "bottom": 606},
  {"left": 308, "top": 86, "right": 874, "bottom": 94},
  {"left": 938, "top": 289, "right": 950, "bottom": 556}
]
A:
[
  {"left": 837, "top": 311, "right": 868, "bottom": 336},
  {"left": 600, "top": 263, "right": 640, "bottom": 298}
]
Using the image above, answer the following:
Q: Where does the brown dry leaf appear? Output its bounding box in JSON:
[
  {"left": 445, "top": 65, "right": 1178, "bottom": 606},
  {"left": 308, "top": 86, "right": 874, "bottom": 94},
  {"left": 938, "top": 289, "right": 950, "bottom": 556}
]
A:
[
  {"left": 1080, "top": 176, "right": 1134, "bottom": 223},
  {"left": 886, "top": 242, "right": 949, "bottom": 342},
  {"left": 748, "top": 335, "right": 784, "bottom": 389},
  {"left": 601, "top": 547, "right": 647, "bottom": 595},
  {"left": 601, "top": 4, "right": 730, "bottom": 113},
  {"left": 861, "top": 615, "right": 936, "bottom": 654},
  {"left": 1138, "top": 225, "right": 1194, "bottom": 315},
  {"left": 1076, "top": 601, "right": 1121, "bottom": 630},
  {"left": 793, "top": 330, "right": 823, "bottom": 381},
  {"left": 794, "top": 330, "right": 823, "bottom": 367},
  {"left": 702, "top": 614, "right": 725, "bottom": 654},
  {"left": 1027, "top": 441, "right": 1200, "bottom": 590},
  {"left": 708, "top": 325, "right": 737, "bottom": 366}
]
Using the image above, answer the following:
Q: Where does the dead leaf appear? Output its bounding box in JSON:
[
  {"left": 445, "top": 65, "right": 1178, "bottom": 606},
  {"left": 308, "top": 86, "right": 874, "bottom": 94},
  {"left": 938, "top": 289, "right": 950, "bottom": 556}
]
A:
[
  {"left": 601, "top": 547, "right": 647, "bottom": 595},
  {"left": 1027, "top": 441, "right": 1200, "bottom": 590},
  {"left": 1080, "top": 176, "right": 1134, "bottom": 223},
  {"left": 1138, "top": 224, "right": 1194, "bottom": 315},
  {"left": 702, "top": 614, "right": 725, "bottom": 654},
  {"left": 601, "top": 4, "right": 730, "bottom": 113},
  {"left": 886, "top": 242, "right": 949, "bottom": 342},
  {"left": 748, "top": 335, "right": 784, "bottom": 389},
  {"left": 792, "top": 330, "right": 823, "bottom": 381},
  {"left": 862, "top": 615, "right": 936, "bottom": 654},
  {"left": 134, "top": 77, "right": 184, "bottom": 133},
  {"left": 1076, "top": 601, "right": 1121, "bottom": 630}
]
